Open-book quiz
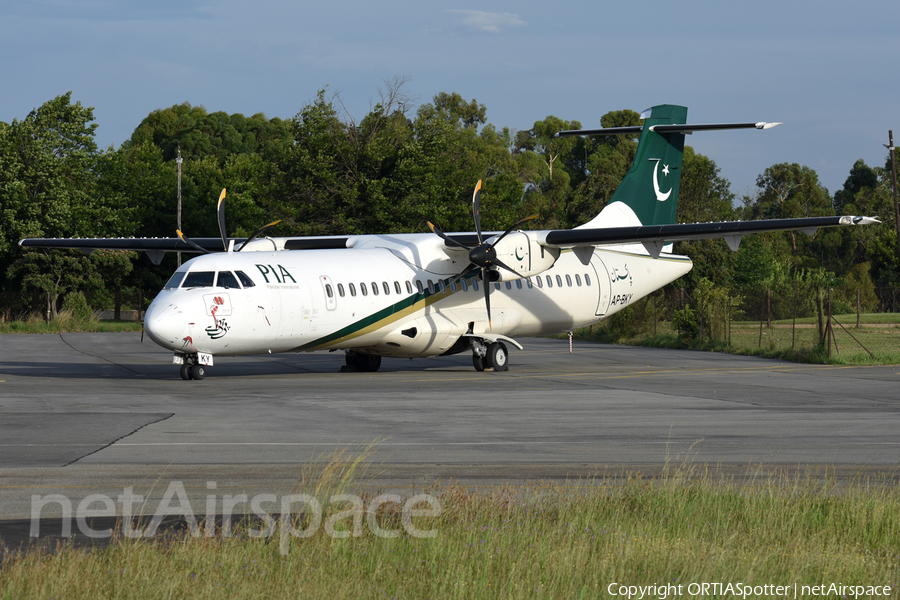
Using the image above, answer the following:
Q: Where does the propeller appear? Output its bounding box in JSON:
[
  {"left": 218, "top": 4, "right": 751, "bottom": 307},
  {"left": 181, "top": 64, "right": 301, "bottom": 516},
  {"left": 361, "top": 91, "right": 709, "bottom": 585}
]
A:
[
  {"left": 177, "top": 188, "right": 282, "bottom": 254},
  {"left": 428, "top": 180, "right": 538, "bottom": 329}
]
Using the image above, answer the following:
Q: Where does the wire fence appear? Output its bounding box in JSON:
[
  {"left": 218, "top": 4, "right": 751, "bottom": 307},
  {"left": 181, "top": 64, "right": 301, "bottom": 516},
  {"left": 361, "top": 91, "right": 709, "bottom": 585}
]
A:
[{"left": 595, "top": 283, "right": 900, "bottom": 363}]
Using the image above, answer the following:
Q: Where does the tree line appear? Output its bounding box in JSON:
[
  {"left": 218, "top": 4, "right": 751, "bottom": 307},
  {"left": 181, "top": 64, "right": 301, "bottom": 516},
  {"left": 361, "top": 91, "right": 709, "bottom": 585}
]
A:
[{"left": 0, "top": 81, "right": 897, "bottom": 322}]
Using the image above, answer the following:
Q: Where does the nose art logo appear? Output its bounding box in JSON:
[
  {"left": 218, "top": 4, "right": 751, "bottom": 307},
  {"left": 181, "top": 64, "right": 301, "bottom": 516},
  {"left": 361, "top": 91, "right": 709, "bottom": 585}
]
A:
[{"left": 649, "top": 159, "right": 672, "bottom": 202}]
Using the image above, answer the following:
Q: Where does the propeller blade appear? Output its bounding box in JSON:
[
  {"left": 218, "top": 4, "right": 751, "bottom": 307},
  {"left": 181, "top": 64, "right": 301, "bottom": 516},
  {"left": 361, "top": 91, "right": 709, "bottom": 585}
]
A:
[
  {"left": 491, "top": 258, "right": 520, "bottom": 278},
  {"left": 216, "top": 189, "right": 228, "bottom": 250},
  {"left": 491, "top": 214, "right": 539, "bottom": 247},
  {"left": 482, "top": 267, "right": 492, "bottom": 330},
  {"left": 237, "top": 220, "right": 282, "bottom": 251},
  {"left": 428, "top": 221, "right": 469, "bottom": 250},
  {"left": 177, "top": 230, "right": 212, "bottom": 254},
  {"left": 446, "top": 264, "right": 478, "bottom": 289},
  {"left": 472, "top": 180, "right": 483, "bottom": 244}
]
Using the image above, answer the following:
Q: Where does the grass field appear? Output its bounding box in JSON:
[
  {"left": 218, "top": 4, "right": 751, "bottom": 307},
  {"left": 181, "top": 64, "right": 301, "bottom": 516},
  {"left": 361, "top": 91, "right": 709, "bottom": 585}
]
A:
[
  {"left": 0, "top": 311, "right": 143, "bottom": 334},
  {"left": 575, "top": 312, "right": 900, "bottom": 365},
  {"left": 3, "top": 463, "right": 900, "bottom": 599}
]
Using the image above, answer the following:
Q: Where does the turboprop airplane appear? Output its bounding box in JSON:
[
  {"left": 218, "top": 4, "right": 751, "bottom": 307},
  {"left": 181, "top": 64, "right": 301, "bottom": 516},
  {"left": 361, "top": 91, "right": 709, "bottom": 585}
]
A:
[{"left": 19, "top": 105, "right": 879, "bottom": 380}]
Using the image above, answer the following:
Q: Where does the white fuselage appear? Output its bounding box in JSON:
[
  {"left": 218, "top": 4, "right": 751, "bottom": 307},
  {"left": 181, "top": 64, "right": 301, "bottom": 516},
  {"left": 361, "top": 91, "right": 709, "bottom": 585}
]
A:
[{"left": 143, "top": 233, "right": 692, "bottom": 358}]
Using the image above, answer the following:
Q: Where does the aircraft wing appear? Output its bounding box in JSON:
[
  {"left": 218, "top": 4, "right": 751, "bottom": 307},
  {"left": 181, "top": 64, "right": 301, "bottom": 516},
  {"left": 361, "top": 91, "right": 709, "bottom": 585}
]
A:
[
  {"left": 537, "top": 215, "right": 880, "bottom": 257},
  {"left": 17, "top": 235, "right": 355, "bottom": 265}
]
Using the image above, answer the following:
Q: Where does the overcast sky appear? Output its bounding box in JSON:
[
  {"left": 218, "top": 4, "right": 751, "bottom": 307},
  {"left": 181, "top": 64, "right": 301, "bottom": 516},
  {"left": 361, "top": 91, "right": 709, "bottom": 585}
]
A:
[{"left": 3, "top": 0, "right": 898, "bottom": 206}]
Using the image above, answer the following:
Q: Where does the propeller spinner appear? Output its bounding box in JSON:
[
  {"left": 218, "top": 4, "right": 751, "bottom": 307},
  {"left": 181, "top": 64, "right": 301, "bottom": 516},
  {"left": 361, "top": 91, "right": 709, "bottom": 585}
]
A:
[{"left": 428, "top": 180, "right": 537, "bottom": 329}]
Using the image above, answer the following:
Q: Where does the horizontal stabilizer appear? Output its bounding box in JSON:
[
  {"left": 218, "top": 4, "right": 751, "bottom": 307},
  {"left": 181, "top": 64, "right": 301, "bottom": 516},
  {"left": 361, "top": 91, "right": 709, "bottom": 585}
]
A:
[{"left": 556, "top": 122, "right": 781, "bottom": 138}]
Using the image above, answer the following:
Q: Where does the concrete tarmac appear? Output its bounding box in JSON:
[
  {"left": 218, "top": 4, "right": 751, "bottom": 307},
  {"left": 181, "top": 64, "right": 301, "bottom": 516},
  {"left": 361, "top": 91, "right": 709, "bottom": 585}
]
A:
[{"left": 2, "top": 332, "right": 900, "bottom": 535}]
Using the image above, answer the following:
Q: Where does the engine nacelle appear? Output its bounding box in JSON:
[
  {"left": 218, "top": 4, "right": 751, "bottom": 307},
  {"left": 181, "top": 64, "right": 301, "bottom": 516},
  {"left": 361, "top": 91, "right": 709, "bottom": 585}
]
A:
[{"left": 489, "top": 231, "right": 560, "bottom": 282}]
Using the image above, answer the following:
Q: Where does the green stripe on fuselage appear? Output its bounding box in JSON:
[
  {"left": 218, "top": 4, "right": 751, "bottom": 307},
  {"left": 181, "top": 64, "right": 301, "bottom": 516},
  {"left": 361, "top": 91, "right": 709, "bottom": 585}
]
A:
[{"left": 291, "top": 271, "right": 477, "bottom": 352}]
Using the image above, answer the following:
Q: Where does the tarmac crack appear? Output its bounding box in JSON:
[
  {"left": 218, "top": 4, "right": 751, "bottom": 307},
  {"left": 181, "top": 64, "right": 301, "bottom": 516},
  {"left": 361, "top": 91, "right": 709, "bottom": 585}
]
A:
[
  {"left": 58, "top": 333, "right": 144, "bottom": 376},
  {"left": 64, "top": 413, "right": 174, "bottom": 466}
]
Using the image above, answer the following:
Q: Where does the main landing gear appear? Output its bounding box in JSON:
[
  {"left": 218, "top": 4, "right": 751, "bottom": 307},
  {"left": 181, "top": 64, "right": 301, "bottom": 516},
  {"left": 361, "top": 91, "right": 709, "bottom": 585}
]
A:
[
  {"left": 469, "top": 337, "right": 514, "bottom": 372},
  {"left": 343, "top": 351, "right": 382, "bottom": 373}
]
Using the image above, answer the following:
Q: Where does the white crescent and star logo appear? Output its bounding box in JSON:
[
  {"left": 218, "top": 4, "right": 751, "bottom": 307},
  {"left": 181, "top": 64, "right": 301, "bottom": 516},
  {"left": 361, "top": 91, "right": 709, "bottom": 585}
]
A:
[{"left": 650, "top": 159, "right": 672, "bottom": 202}]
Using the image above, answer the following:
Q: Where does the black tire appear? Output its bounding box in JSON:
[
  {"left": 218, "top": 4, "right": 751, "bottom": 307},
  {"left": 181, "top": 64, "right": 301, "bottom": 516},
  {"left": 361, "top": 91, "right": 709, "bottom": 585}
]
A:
[
  {"left": 356, "top": 354, "right": 382, "bottom": 373},
  {"left": 190, "top": 364, "right": 206, "bottom": 380},
  {"left": 486, "top": 342, "right": 508, "bottom": 372},
  {"left": 472, "top": 354, "right": 485, "bottom": 372},
  {"left": 180, "top": 363, "right": 191, "bottom": 380}
]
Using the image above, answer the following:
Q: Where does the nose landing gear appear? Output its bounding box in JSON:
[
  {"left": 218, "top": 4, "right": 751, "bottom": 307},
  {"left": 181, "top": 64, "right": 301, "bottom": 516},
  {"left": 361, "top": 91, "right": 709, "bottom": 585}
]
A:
[{"left": 176, "top": 353, "right": 211, "bottom": 380}]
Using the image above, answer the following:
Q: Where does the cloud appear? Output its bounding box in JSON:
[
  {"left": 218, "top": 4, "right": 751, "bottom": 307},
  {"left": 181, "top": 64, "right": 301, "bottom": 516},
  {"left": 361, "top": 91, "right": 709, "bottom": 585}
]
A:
[{"left": 448, "top": 10, "right": 525, "bottom": 33}]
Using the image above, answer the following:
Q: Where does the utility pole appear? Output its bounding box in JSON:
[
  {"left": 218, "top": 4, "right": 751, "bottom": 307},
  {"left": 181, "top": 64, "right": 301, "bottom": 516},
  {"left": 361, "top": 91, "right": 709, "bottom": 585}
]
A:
[
  {"left": 884, "top": 131, "right": 900, "bottom": 260},
  {"left": 176, "top": 142, "right": 183, "bottom": 267}
]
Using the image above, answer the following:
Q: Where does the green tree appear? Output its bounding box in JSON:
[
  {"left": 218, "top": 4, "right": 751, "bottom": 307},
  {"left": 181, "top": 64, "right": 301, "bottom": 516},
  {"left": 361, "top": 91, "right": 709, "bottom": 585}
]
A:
[
  {"left": 744, "top": 163, "right": 833, "bottom": 258},
  {"left": 675, "top": 148, "right": 738, "bottom": 287},
  {"left": 0, "top": 93, "right": 135, "bottom": 312}
]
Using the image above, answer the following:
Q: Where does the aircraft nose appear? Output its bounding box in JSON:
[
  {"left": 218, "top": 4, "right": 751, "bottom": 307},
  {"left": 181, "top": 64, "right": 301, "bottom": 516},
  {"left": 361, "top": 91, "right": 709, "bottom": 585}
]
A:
[{"left": 144, "top": 301, "right": 187, "bottom": 349}]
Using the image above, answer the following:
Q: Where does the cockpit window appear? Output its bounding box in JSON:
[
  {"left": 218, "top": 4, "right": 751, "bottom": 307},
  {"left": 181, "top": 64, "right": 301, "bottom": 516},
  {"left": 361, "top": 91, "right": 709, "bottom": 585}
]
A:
[
  {"left": 182, "top": 271, "right": 215, "bottom": 288},
  {"left": 235, "top": 271, "right": 255, "bottom": 288},
  {"left": 164, "top": 272, "right": 186, "bottom": 290},
  {"left": 217, "top": 271, "right": 240, "bottom": 289}
]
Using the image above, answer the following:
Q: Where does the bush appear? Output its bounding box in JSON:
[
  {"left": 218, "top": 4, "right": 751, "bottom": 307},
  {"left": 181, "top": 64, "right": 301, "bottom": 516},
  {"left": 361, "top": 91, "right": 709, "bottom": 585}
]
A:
[
  {"left": 62, "top": 291, "right": 93, "bottom": 322},
  {"left": 672, "top": 306, "right": 698, "bottom": 342}
]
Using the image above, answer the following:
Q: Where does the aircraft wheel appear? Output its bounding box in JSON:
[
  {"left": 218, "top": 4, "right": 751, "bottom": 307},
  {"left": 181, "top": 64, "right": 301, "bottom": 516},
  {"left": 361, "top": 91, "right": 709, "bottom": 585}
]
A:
[
  {"left": 357, "top": 354, "right": 382, "bottom": 373},
  {"left": 190, "top": 364, "right": 206, "bottom": 380},
  {"left": 485, "top": 342, "right": 508, "bottom": 372},
  {"left": 472, "top": 354, "right": 485, "bottom": 372},
  {"left": 180, "top": 363, "right": 191, "bottom": 380}
]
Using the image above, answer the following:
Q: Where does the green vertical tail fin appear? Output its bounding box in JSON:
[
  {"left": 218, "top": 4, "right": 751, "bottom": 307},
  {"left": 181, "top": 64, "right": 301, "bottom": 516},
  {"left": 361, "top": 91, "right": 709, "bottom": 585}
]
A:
[
  {"left": 607, "top": 104, "right": 687, "bottom": 226},
  {"left": 558, "top": 105, "right": 779, "bottom": 231}
]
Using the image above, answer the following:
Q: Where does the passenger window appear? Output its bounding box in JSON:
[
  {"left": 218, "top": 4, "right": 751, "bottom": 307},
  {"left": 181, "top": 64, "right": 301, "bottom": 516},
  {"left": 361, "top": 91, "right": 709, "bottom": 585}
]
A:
[
  {"left": 494, "top": 283, "right": 501, "bottom": 291},
  {"left": 394, "top": 281, "right": 402, "bottom": 294},
  {"left": 337, "top": 283, "right": 345, "bottom": 297},
  {"left": 427, "top": 280, "right": 435, "bottom": 293},
  {"left": 556, "top": 275, "right": 563, "bottom": 287},
  {"left": 182, "top": 271, "right": 215, "bottom": 288},
  {"left": 217, "top": 271, "right": 240, "bottom": 289},
  {"left": 439, "top": 281, "right": 446, "bottom": 292},
  {"left": 575, "top": 274, "right": 582, "bottom": 287},
  {"left": 450, "top": 282, "right": 457, "bottom": 292},
  {"left": 325, "top": 284, "right": 334, "bottom": 298},
  {"left": 536, "top": 277, "right": 543, "bottom": 289},
  {"left": 585, "top": 274, "right": 592, "bottom": 286},
  {"left": 461, "top": 279, "right": 468, "bottom": 292},
  {"left": 516, "top": 280, "right": 522, "bottom": 289},
  {"left": 546, "top": 275, "right": 553, "bottom": 288},
  {"left": 383, "top": 281, "right": 390, "bottom": 295},
  {"left": 505, "top": 282, "right": 512, "bottom": 290},
  {"left": 371, "top": 282, "right": 379, "bottom": 296},
  {"left": 406, "top": 281, "right": 413, "bottom": 294},
  {"left": 235, "top": 271, "right": 256, "bottom": 288},
  {"left": 565, "top": 275, "right": 572, "bottom": 287},
  {"left": 526, "top": 278, "right": 533, "bottom": 289},
  {"left": 472, "top": 279, "right": 479, "bottom": 291},
  {"left": 361, "top": 282, "right": 368, "bottom": 296},
  {"left": 349, "top": 283, "right": 357, "bottom": 297},
  {"left": 416, "top": 280, "right": 424, "bottom": 294},
  {"left": 164, "top": 272, "right": 186, "bottom": 290}
]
